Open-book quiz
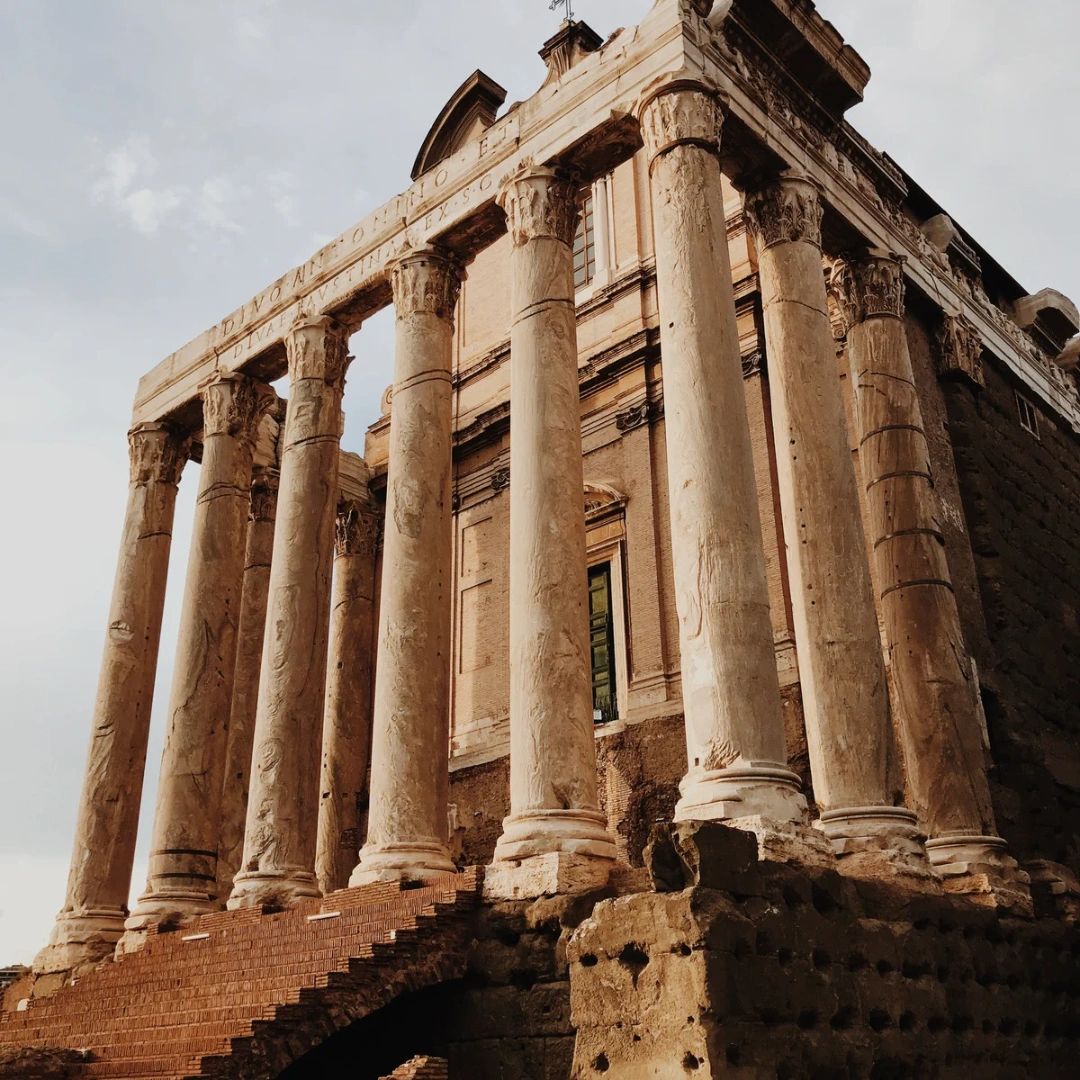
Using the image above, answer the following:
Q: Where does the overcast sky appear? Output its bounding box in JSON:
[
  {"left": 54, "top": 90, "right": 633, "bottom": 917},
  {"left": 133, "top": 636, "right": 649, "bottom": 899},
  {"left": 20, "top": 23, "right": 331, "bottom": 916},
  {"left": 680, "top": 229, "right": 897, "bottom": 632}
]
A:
[{"left": 1, "top": 1, "right": 1077, "bottom": 966}]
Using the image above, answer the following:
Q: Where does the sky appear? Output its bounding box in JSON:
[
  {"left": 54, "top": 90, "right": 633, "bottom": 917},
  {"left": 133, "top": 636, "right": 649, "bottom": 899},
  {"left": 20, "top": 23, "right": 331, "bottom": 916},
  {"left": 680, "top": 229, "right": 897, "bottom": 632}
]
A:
[{"left": 1, "top": 0, "right": 1077, "bottom": 967}]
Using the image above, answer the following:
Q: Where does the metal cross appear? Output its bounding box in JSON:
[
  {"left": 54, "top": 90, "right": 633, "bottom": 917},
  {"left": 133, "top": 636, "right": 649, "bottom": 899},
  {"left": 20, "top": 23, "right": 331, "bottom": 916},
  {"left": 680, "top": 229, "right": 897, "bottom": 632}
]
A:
[{"left": 549, "top": 0, "right": 575, "bottom": 21}]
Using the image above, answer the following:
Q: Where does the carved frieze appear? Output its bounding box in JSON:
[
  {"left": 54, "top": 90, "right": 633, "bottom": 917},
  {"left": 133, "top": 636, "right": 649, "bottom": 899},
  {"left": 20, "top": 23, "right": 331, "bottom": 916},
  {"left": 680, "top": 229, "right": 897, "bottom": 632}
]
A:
[
  {"left": 285, "top": 315, "right": 351, "bottom": 391},
  {"left": 744, "top": 174, "right": 823, "bottom": 251},
  {"left": 391, "top": 247, "right": 464, "bottom": 325},
  {"left": 938, "top": 315, "right": 986, "bottom": 388},
  {"left": 490, "top": 467, "right": 511, "bottom": 492},
  {"left": 614, "top": 397, "right": 664, "bottom": 433},
  {"left": 249, "top": 468, "right": 280, "bottom": 523},
  {"left": 335, "top": 499, "right": 379, "bottom": 559},
  {"left": 201, "top": 373, "right": 276, "bottom": 446},
  {"left": 829, "top": 254, "right": 906, "bottom": 332},
  {"left": 497, "top": 166, "right": 579, "bottom": 247},
  {"left": 637, "top": 82, "right": 724, "bottom": 164},
  {"left": 127, "top": 422, "right": 189, "bottom": 487}
]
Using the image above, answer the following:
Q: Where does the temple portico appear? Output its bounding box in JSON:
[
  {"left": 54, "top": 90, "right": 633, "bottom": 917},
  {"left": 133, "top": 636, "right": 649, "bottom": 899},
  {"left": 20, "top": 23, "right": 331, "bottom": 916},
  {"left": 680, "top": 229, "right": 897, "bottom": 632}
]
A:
[{"left": 36, "top": 0, "right": 1068, "bottom": 992}]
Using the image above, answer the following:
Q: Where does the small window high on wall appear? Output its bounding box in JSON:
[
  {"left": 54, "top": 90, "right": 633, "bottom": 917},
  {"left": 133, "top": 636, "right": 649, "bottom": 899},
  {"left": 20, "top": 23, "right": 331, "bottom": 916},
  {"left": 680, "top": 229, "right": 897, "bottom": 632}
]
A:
[
  {"left": 588, "top": 562, "right": 618, "bottom": 723},
  {"left": 573, "top": 190, "right": 596, "bottom": 290}
]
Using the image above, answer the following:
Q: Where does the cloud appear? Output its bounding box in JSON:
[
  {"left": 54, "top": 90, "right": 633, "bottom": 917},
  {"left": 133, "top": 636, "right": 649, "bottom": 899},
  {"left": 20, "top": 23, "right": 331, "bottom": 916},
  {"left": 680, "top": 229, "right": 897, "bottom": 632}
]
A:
[{"left": 91, "top": 135, "right": 184, "bottom": 236}]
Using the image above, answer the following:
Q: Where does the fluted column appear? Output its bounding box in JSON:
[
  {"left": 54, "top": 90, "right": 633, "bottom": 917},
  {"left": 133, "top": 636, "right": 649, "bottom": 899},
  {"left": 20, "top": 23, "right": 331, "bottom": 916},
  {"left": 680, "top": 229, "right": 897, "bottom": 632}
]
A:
[
  {"left": 318, "top": 495, "right": 379, "bottom": 893},
  {"left": 216, "top": 465, "right": 280, "bottom": 902},
  {"left": 831, "top": 253, "right": 1030, "bottom": 908},
  {"left": 637, "top": 83, "right": 806, "bottom": 827},
  {"left": 125, "top": 374, "right": 273, "bottom": 935},
  {"left": 229, "top": 315, "right": 351, "bottom": 910},
  {"left": 351, "top": 248, "right": 461, "bottom": 885},
  {"left": 486, "top": 165, "right": 617, "bottom": 897},
  {"left": 745, "top": 174, "right": 927, "bottom": 872},
  {"left": 34, "top": 425, "right": 188, "bottom": 979}
]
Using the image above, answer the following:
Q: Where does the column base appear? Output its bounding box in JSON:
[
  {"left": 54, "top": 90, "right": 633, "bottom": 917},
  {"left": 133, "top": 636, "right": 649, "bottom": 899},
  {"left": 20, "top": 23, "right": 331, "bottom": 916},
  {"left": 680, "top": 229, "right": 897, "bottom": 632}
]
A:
[
  {"left": 817, "top": 806, "right": 937, "bottom": 885},
  {"left": 492, "top": 808, "right": 618, "bottom": 863},
  {"left": 927, "top": 833, "right": 1033, "bottom": 916},
  {"left": 226, "top": 867, "right": 321, "bottom": 912},
  {"left": 483, "top": 851, "right": 613, "bottom": 901},
  {"left": 674, "top": 763, "right": 808, "bottom": 826},
  {"left": 32, "top": 908, "right": 126, "bottom": 981},
  {"left": 349, "top": 840, "right": 456, "bottom": 887}
]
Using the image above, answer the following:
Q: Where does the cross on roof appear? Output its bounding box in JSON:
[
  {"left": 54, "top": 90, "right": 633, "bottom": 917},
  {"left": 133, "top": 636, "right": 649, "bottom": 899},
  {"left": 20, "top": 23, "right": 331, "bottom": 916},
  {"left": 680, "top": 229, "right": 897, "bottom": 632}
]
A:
[{"left": 549, "top": 0, "right": 575, "bottom": 21}]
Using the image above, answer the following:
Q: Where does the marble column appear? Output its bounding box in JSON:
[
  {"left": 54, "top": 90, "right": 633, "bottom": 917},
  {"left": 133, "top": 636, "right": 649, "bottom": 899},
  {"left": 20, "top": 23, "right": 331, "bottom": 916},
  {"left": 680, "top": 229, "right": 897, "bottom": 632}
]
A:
[
  {"left": 216, "top": 464, "right": 279, "bottom": 902},
  {"left": 351, "top": 248, "right": 461, "bottom": 886},
  {"left": 487, "top": 165, "right": 617, "bottom": 898},
  {"left": 745, "top": 173, "right": 926, "bottom": 871},
  {"left": 33, "top": 424, "right": 188, "bottom": 979},
  {"left": 637, "top": 83, "right": 806, "bottom": 827},
  {"left": 125, "top": 373, "right": 273, "bottom": 934},
  {"left": 230, "top": 315, "right": 351, "bottom": 910},
  {"left": 318, "top": 495, "right": 379, "bottom": 893},
  {"left": 830, "top": 253, "right": 1030, "bottom": 907}
]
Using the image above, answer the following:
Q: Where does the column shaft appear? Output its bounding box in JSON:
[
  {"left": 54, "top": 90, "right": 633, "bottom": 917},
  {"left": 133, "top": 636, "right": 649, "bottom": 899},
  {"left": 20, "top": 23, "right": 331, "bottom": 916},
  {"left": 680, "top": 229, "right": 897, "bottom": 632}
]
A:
[
  {"left": 216, "top": 466, "right": 279, "bottom": 902},
  {"left": 34, "top": 425, "right": 187, "bottom": 977},
  {"left": 831, "top": 254, "right": 1028, "bottom": 901},
  {"left": 637, "top": 84, "right": 805, "bottom": 825},
  {"left": 746, "top": 175, "right": 923, "bottom": 864},
  {"left": 490, "top": 166, "right": 617, "bottom": 881},
  {"left": 128, "top": 374, "right": 273, "bottom": 930},
  {"left": 318, "top": 497, "right": 378, "bottom": 893},
  {"left": 230, "top": 316, "right": 351, "bottom": 909}
]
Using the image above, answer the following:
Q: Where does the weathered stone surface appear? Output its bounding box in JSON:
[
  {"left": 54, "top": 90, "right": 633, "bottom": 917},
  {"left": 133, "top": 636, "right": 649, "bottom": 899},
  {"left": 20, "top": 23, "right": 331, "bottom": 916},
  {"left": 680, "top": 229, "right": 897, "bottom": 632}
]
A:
[
  {"left": 484, "top": 852, "right": 612, "bottom": 901},
  {"left": 0, "top": 1046, "right": 90, "bottom": 1079}
]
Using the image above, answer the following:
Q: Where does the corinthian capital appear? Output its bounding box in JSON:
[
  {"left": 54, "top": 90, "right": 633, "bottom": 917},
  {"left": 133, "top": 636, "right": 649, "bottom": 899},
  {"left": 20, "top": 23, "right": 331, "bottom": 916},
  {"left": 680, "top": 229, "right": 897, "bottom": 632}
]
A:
[
  {"left": 391, "top": 246, "right": 465, "bottom": 325},
  {"left": 828, "top": 252, "right": 907, "bottom": 333},
  {"left": 744, "top": 172, "right": 823, "bottom": 251},
  {"left": 127, "top": 422, "right": 189, "bottom": 487},
  {"left": 285, "top": 314, "right": 352, "bottom": 391},
  {"left": 636, "top": 80, "right": 724, "bottom": 165},
  {"left": 938, "top": 315, "right": 985, "bottom": 387},
  {"left": 497, "top": 166, "right": 580, "bottom": 248},
  {"left": 201, "top": 372, "right": 276, "bottom": 446},
  {"left": 335, "top": 499, "right": 379, "bottom": 559}
]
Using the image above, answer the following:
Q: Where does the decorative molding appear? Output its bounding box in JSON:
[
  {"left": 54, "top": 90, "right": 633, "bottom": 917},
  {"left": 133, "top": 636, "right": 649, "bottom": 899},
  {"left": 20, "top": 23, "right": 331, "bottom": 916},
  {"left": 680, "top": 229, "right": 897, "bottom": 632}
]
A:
[
  {"left": 938, "top": 315, "right": 985, "bottom": 388},
  {"left": 249, "top": 468, "right": 280, "bottom": 523},
  {"left": 390, "top": 247, "right": 464, "bottom": 325},
  {"left": 497, "top": 166, "right": 579, "bottom": 247},
  {"left": 285, "top": 315, "right": 351, "bottom": 391},
  {"left": 335, "top": 499, "right": 379, "bottom": 559},
  {"left": 201, "top": 373, "right": 276, "bottom": 446},
  {"left": 614, "top": 397, "right": 664, "bottom": 433},
  {"left": 490, "top": 467, "right": 511, "bottom": 493},
  {"left": 828, "top": 253, "right": 906, "bottom": 332},
  {"left": 128, "top": 423, "right": 189, "bottom": 487},
  {"left": 637, "top": 81, "right": 724, "bottom": 164},
  {"left": 741, "top": 350, "right": 765, "bottom": 378},
  {"left": 743, "top": 173, "right": 823, "bottom": 251}
]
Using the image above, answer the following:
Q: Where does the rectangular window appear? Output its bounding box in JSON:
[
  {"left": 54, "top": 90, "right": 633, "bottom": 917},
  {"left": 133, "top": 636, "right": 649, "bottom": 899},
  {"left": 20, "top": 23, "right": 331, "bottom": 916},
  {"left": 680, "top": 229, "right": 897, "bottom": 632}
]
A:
[
  {"left": 1015, "top": 391, "right": 1040, "bottom": 439},
  {"left": 573, "top": 191, "right": 596, "bottom": 290},
  {"left": 588, "top": 562, "right": 618, "bottom": 724}
]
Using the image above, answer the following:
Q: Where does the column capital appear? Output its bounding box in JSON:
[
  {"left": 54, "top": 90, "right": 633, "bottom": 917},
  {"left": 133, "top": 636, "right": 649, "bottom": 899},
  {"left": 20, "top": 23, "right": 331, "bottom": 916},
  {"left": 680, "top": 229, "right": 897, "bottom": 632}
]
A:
[
  {"left": 636, "top": 78, "right": 724, "bottom": 166},
  {"left": 829, "top": 251, "right": 907, "bottom": 332},
  {"left": 390, "top": 246, "right": 465, "bottom": 324},
  {"left": 497, "top": 165, "right": 580, "bottom": 248},
  {"left": 249, "top": 467, "right": 280, "bottom": 523},
  {"left": 937, "top": 314, "right": 985, "bottom": 387},
  {"left": 285, "top": 314, "right": 351, "bottom": 390},
  {"left": 744, "top": 171, "right": 823, "bottom": 252},
  {"left": 127, "top": 422, "right": 189, "bottom": 487},
  {"left": 200, "top": 372, "right": 276, "bottom": 446},
  {"left": 335, "top": 499, "right": 379, "bottom": 559}
]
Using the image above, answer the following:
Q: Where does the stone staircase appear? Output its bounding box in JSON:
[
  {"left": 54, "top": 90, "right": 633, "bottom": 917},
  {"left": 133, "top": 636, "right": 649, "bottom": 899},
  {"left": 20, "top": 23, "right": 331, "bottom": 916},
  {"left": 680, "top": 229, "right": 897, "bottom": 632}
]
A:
[{"left": 0, "top": 869, "right": 480, "bottom": 1079}]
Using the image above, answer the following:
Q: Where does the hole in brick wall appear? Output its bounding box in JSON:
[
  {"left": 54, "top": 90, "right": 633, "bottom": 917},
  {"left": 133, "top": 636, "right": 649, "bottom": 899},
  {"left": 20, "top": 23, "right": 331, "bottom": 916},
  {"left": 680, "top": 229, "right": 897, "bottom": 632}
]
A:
[
  {"left": 782, "top": 886, "right": 805, "bottom": 909},
  {"left": 755, "top": 931, "right": 771, "bottom": 956},
  {"left": 830, "top": 1007, "right": 857, "bottom": 1031},
  {"left": 618, "top": 942, "right": 650, "bottom": 985},
  {"left": 673, "top": 943, "right": 692, "bottom": 958},
  {"left": 811, "top": 884, "right": 838, "bottom": 914},
  {"left": 777, "top": 947, "right": 794, "bottom": 966},
  {"left": 758, "top": 1007, "right": 783, "bottom": 1027},
  {"left": 682, "top": 1051, "right": 701, "bottom": 1070},
  {"left": 400, "top": 880, "right": 425, "bottom": 891},
  {"left": 797, "top": 1010, "right": 819, "bottom": 1030},
  {"left": 593, "top": 1052, "right": 610, "bottom": 1072},
  {"left": 726, "top": 1045, "right": 742, "bottom": 1066},
  {"left": 998, "top": 1018, "right": 1019, "bottom": 1036},
  {"left": 950, "top": 1015, "right": 973, "bottom": 1034},
  {"left": 495, "top": 926, "right": 521, "bottom": 947},
  {"left": 982, "top": 1019, "right": 996, "bottom": 1035},
  {"left": 936, "top": 966, "right": 951, "bottom": 982},
  {"left": 876, "top": 960, "right": 894, "bottom": 976},
  {"left": 869, "top": 1009, "right": 892, "bottom": 1032},
  {"left": 812, "top": 949, "right": 831, "bottom": 970},
  {"left": 732, "top": 938, "right": 750, "bottom": 960},
  {"left": 927, "top": 1016, "right": 948, "bottom": 1034},
  {"left": 913, "top": 918, "right": 931, "bottom": 931},
  {"left": 847, "top": 952, "right": 869, "bottom": 972},
  {"left": 899, "top": 1011, "right": 917, "bottom": 1032},
  {"left": 1024, "top": 1020, "right": 1041, "bottom": 1038},
  {"left": 509, "top": 968, "right": 537, "bottom": 990},
  {"left": 902, "top": 962, "right": 929, "bottom": 980},
  {"left": 580, "top": 953, "right": 598, "bottom": 968}
]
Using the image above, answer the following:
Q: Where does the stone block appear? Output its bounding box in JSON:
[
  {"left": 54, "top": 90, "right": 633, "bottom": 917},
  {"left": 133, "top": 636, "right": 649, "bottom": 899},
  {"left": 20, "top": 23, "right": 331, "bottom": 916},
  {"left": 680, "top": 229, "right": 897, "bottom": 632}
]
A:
[{"left": 483, "top": 853, "right": 612, "bottom": 901}]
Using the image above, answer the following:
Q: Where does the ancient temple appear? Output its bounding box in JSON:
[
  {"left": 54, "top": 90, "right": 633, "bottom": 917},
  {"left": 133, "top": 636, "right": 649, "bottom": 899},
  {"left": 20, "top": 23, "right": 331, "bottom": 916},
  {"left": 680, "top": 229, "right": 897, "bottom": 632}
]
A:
[{"left": 3, "top": 1, "right": 1079, "bottom": 1076}]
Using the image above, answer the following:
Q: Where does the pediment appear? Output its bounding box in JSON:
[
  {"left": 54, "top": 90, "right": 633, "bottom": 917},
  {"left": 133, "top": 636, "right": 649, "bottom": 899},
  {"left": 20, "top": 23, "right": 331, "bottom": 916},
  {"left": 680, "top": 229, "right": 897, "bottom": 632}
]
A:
[{"left": 411, "top": 70, "right": 507, "bottom": 181}]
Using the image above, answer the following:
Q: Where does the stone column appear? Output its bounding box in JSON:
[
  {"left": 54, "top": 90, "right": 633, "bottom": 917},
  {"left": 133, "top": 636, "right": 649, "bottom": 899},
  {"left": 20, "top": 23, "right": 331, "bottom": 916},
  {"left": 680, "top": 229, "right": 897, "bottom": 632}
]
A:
[
  {"left": 636, "top": 82, "right": 806, "bottom": 828},
  {"left": 33, "top": 424, "right": 188, "bottom": 981},
  {"left": 216, "top": 464, "right": 279, "bottom": 902},
  {"left": 351, "top": 248, "right": 461, "bottom": 886},
  {"left": 745, "top": 173, "right": 927, "bottom": 873},
  {"left": 486, "top": 165, "right": 617, "bottom": 899},
  {"left": 317, "top": 495, "right": 379, "bottom": 894},
  {"left": 125, "top": 373, "right": 273, "bottom": 935},
  {"left": 229, "top": 315, "right": 351, "bottom": 910},
  {"left": 830, "top": 253, "right": 1030, "bottom": 908}
]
